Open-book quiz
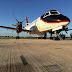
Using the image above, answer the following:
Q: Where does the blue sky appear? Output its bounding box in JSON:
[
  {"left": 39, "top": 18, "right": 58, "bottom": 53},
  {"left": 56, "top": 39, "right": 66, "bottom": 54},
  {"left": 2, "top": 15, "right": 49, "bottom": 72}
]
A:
[{"left": 0, "top": 0, "right": 72, "bottom": 37}]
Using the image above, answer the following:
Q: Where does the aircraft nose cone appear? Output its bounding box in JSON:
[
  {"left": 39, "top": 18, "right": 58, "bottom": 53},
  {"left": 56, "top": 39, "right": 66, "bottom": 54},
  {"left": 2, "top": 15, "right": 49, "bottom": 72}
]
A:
[
  {"left": 66, "top": 17, "right": 70, "bottom": 22},
  {"left": 60, "top": 15, "right": 70, "bottom": 22}
]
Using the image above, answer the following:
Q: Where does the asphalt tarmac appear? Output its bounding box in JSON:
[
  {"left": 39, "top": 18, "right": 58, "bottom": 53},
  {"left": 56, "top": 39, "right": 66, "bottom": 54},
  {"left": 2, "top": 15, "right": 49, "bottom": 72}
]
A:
[{"left": 0, "top": 39, "right": 72, "bottom": 72}]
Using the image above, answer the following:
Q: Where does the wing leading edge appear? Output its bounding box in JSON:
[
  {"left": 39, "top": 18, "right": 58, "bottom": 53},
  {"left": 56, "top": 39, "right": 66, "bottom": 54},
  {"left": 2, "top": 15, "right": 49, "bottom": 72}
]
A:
[
  {"left": 0, "top": 26, "right": 16, "bottom": 30},
  {"left": 0, "top": 26, "right": 31, "bottom": 33}
]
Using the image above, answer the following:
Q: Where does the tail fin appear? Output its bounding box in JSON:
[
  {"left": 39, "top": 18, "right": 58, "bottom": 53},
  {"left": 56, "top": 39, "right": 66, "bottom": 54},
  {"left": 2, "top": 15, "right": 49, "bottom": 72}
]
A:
[{"left": 26, "top": 16, "right": 28, "bottom": 26}]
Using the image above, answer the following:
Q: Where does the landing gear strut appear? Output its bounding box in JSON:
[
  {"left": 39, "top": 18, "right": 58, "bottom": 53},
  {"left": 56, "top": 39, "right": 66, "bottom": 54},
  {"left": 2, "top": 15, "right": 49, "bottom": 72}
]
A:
[
  {"left": 50, "top": 33, "right": 53, "bottom": 39},
  {"left": 50, "top": 31, "right": 60, "bottom": 40},
  {"left": 53, "top": 31, "right": 60, "bottom": 40},
  {"left": 16, "top": 33, "right": 20, "bottom": 39}
]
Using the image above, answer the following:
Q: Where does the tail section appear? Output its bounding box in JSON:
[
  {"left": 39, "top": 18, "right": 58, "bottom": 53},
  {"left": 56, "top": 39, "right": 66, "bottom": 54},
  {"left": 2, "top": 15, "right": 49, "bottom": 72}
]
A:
[{"left": 26, "top": 16, "right": 28, "bottom": 26}]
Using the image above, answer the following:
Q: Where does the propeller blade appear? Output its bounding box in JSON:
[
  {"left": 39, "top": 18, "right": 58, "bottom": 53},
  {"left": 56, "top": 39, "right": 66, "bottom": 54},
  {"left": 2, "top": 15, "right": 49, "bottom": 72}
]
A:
[
  {"left": 13, "top": 14, "right": 19, "bottom": 22},
  {"left": 22, "top": 19, "right": 25, "bottom": 23}
]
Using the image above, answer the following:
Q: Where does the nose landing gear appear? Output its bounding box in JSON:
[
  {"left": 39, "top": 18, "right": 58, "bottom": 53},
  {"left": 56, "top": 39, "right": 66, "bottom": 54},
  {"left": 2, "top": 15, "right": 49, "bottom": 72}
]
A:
[{"left": 50, "top": 31, "right": 66, "bottom": 40}]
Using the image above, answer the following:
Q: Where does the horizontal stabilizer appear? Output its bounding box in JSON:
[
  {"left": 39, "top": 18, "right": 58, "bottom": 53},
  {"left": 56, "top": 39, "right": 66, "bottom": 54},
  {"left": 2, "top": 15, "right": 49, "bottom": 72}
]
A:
[{"left": 10, "top": 24, "right": 16, "bottom": 27}]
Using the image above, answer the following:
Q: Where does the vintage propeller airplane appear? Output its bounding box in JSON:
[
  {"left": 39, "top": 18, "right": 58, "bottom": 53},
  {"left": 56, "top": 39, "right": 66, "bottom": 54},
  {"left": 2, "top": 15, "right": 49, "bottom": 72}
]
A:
[{"left": 0, "top": 10, "right": 71, "bottom": 40}]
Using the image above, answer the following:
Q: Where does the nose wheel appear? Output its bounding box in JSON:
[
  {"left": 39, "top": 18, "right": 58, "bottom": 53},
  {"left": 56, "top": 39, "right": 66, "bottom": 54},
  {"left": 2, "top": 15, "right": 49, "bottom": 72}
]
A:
[
  {"left": 53, "top": 37, "right": 60, "bottom": 40},
  {"left": 50, "top": 31, "right": 66, "bottom": 40},
  {"left": 53, "top": 31, "right": 60, "bottom": 40},
  {"left": 50, "top": 31, "right": 60, "bottom": 40}
]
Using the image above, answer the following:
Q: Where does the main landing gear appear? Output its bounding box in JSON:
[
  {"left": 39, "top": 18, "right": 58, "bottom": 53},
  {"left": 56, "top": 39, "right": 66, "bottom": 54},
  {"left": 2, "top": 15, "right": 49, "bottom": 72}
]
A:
[
  {"left": 50, "top": 31, "right": 65, "bottom": 40},
  {"left": 16, "top": 36, "right": 20, "bottom": 39},
  {"left": 37, "top": 32, "right": 47, "bottom": 39},
  {"left": 53, "top": 31, "right": 60, "bottom": 40},
  {"left": 16, "top": 33, "right": 20, "bottom": 39},
  {"left": 50, "top": 31, "right": 60, "bottom": 40}
]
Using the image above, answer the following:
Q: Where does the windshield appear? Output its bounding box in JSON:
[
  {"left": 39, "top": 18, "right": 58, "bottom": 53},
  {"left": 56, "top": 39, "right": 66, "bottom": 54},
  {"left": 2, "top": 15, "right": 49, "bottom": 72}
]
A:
[
  {"left": 50, "top": 11, "right": 60, "bottom": 15},
  {"left": 43, "top": 12, "right": 49, "bottom": 18},
  {"left": 46, "top": 12, "right": 49, "bottom": 15}
]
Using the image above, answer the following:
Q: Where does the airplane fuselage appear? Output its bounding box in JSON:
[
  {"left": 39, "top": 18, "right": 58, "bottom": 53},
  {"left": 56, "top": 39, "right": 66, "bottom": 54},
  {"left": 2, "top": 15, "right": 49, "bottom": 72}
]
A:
[
  {"left": 0, "top": 10, "right": 70, "bottom": 39},
  {"left": 25, "top": 10, "right": 70, "bottom": 34}
]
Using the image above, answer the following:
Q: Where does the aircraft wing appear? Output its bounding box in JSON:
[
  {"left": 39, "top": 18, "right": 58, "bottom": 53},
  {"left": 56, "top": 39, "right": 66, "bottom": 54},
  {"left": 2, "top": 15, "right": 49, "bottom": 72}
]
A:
[
  {"left": 0, "top": 26, "right": 16, "bottom": 30},
  {"left": 0, "top": 26, "right": 32, "bottom": 32},
  {"left": 68, "top": 29, "right": 72, "bottom": 30}
]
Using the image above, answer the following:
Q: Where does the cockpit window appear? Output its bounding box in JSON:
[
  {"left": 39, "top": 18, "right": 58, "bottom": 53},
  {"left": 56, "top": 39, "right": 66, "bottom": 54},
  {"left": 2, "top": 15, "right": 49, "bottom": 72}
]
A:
[
  {"left": 43, "top": 12, "right": 49, "bottom": 18},
  {"left": 43, "top": 11, "right": 60, "bottom": 18},
  {"left": 50, "top": 11, "right": 60, "bottom": 15},
  {"left": 46, "top": 12, "right": 49, "bottom": 15}
]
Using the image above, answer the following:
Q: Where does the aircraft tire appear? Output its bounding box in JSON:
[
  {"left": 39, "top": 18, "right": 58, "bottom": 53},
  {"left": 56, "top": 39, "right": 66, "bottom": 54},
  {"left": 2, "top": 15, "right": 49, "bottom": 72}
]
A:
[
  {"left": 37, "top": 37, "right": 41, "bottom": 39},
  {"left": 53, "top": 37, "right": 60, "bottom": 40},
  {"left": 16, "top": 37, "right": 17, "bottom": 39},
  {"left": 18, "top": 37, "right": 20, "bottom": 39},
  {"left": 50, "top": 37, "right": 53, "bottom": 39},
  {"left": 16, "top": 36, "right": 20, "bottom": 39}
]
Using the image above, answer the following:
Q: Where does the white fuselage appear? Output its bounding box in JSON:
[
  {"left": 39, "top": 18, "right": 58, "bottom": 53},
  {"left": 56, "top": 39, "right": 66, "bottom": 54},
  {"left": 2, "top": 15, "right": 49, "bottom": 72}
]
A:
[
  {"left": 25, "top": 17, "right": 69, "bottom": 34},
  {"left": 25, "top": 10, "right": 70, "bottom": 35}
]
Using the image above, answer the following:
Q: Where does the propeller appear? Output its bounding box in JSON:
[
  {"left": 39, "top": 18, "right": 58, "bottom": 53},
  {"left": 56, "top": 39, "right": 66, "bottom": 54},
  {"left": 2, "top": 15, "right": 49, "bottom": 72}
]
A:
[
  {"left": 13, "top": 14, "right": 19, "bottom": 22},
  {"left": 13, "top": 13, "right": 29, "bottom": 24},
  {"left": 65, "top": 29, "right": 72, "bottom": 34}
]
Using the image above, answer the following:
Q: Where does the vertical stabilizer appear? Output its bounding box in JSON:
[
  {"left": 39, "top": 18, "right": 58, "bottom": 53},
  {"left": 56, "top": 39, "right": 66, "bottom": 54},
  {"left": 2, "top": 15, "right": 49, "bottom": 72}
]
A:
[{"left": 26, "top": 16, "right": 28, "bottom": 26}]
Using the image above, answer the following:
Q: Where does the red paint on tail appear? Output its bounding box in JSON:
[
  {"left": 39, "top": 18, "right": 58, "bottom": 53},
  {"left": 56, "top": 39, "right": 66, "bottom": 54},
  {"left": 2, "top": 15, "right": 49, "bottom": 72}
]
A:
[{"left": 26, "top": 16, "right": 28, "bottom": 26}]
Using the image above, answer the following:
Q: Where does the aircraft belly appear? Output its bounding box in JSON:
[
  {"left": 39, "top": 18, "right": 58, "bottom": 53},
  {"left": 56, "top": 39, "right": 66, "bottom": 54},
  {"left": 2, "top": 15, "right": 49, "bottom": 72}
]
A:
[
  {"left": 25, "top": 23, "right": 39, "bottom": 34},
  {"left": 38, "top": 21, "right": 69, "bottom": 32}
]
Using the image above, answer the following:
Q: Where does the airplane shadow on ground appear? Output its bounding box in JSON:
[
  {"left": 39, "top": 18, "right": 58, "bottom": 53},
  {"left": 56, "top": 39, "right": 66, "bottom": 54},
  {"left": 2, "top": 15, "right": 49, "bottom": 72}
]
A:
[
  {"left": 0, "top": 55, "right": 62, "bottom": 72},
  {"left": 0, "top": 55, "right": 35, "bottom": 72}
]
